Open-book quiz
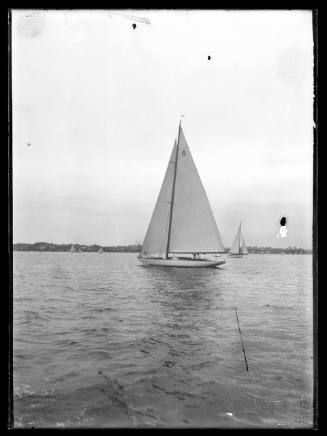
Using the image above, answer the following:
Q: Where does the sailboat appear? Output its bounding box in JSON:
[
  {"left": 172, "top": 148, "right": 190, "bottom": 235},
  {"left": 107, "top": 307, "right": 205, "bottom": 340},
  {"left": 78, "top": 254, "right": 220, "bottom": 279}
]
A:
[
  {"left": 70, "top": 245, "right": 76, "bottom": 253},
  {"left": 229, "top": 222, "right": 248, "bottom": 257},
  {"left": 98, "top": 247, "right": 104, "bottom": 253},
  {"left": 138, "top": 120, "right": 226, "bottom": 268}
]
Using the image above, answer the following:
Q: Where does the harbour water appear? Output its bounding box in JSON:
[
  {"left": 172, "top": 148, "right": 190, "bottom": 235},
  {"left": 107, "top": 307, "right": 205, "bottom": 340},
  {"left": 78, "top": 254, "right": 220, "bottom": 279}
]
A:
[{"left": 13, "top": 252, "right": 313, "bottom": 428}]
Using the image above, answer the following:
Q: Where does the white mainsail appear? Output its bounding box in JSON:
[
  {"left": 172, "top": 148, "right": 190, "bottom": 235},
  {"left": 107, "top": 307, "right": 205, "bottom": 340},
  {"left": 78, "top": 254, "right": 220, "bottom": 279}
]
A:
[
  {"left": 141, "top": 125, "right": 225, "bottom": 257},
  {"left": 168, "top": 128, "right": 225, "bottom": 254},
  {"left": 230, "top": 224, "right": 241, "bottom": 255}
]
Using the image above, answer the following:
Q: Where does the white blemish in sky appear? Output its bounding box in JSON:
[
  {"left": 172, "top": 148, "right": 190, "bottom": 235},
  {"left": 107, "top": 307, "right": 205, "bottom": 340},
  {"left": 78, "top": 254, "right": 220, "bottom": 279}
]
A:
[
  {"left": 277, "top": 226, "right": 288, "bottom": 239},
  {"left": 12, "top": 10, "right": 313, "bottom": 248}
]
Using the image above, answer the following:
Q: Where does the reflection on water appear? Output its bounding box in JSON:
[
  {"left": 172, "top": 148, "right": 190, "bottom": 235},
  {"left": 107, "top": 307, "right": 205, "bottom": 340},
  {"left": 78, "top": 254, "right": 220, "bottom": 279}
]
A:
[{"left": 13, "top": 252, "right": 313, "bottom": 428}]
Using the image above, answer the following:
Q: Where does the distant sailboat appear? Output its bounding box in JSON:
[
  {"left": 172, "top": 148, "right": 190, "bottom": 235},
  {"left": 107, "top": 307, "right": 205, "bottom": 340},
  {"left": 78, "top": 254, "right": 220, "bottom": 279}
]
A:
[
  {"left": 138, "top": 119, "right": 226, "bottom": 268},
  {"left": 70, "top": 245, "right": 76, "bottom": 253},
  {"left": 98, "top": 247, "right": 103, "bottom": 253},
  {"left": 229, "top": 223, "right": 248, "bottom": 257}
]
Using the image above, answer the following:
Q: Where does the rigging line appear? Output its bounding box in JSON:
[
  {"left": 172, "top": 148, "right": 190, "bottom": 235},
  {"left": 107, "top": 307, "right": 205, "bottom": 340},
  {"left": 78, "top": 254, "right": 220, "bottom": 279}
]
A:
[{"left": 234, "top": 306, "right": 258, "bottom": 408}]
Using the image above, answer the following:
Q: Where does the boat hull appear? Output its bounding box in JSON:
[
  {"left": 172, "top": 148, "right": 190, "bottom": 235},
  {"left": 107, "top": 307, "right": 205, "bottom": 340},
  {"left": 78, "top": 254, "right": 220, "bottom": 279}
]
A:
[
  {"left": 228, "top": 254, "right": 244, "bottom": 257},
  {"left": 138, "top": 257, "right": 225, "bottom": 268}
]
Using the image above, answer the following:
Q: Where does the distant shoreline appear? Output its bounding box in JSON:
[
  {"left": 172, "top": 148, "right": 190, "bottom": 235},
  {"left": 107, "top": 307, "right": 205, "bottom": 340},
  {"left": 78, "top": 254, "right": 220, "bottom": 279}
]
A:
[
  {"left": 13, "top": 243, "right": 142, "bottom": 253},
  {"left": 12, "top": 243, "right": 312, "bottom": 255}
]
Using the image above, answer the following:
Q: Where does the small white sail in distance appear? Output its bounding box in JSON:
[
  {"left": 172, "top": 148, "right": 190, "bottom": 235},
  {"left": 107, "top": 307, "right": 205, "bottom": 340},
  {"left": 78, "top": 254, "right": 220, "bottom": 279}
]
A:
[
  {"left": 141, "top": 124, "right": 225, "bottom": 258},
  {"left": 230, "top": 223, "right": 242, "bottom": 255},
  {"left": 230, "top": 222, "right": 248, "bottom": 255}
]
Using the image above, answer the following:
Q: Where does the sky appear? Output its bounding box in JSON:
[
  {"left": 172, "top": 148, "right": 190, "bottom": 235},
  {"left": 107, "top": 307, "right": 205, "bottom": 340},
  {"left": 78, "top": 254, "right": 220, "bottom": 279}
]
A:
[{"left": 12, "top": 10, "right": 314, "bottom": 248}]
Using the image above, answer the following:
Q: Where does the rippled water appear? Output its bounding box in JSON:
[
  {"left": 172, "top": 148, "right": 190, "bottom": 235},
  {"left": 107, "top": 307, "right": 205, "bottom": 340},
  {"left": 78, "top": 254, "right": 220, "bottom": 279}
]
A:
[{"left": 13, "top": 252, "right": 313, "bottom": 428}]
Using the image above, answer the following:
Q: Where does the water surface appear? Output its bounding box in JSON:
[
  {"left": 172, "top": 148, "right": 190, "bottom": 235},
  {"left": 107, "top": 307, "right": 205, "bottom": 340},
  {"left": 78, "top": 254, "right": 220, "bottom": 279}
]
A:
[{"left": 13, "top": 252, "right": 313, "bottom": 428}]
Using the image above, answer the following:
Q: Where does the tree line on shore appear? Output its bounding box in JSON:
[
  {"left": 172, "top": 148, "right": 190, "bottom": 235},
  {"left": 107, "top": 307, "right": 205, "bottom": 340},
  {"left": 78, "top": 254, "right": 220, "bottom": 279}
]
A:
[
  {"left": 13, "top": 242, "right": 142, "bottom": 252},
  {"left": 13, "top": 242, "right": 312, "bottom": 254}
]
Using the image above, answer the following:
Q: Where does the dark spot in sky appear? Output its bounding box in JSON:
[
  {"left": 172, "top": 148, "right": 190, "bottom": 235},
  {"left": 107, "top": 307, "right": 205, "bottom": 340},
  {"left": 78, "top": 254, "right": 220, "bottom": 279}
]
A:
[
  {"left": 208, "top": 56, "right": 211, "bottom": 60},
  {"left": 280, "top": 217, "right": 287, "bottom": 226},
  {"left": 27, "top": 143, "right": 31, "bottom": 147},
  {"left": 132, "top": 23, "right": 137, "bottom": 30},
  {"left": 18, "top": 14, "right": 45, "bottom": 38}
]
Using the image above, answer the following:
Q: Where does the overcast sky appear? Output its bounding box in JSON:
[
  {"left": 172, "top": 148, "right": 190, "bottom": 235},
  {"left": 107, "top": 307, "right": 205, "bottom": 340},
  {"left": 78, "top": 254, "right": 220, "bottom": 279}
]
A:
[{"left": 12, "top": 10, "right": 313, "bottom": 248}]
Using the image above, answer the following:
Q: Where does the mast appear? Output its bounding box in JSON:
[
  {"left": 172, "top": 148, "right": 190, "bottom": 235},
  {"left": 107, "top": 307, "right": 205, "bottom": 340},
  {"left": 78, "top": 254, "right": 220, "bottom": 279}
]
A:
[
  {"left": 165, "top": 119, "right": 181, "bottom": 259},
  {"left": 239, "top": 222, "right": 241, "bottom": 254}
]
